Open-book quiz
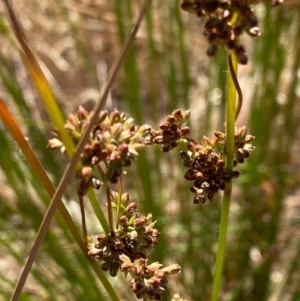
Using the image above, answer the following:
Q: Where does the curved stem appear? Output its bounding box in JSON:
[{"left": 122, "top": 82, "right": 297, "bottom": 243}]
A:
[
  {"left": 225, "top": 54, "right": 238, "bottom": 171},
  {"left": 211, "top": 53, "right": 238, "bottom": 301},
  {"left": 228, "top": 55, "right": 243, "bottom": 120}
]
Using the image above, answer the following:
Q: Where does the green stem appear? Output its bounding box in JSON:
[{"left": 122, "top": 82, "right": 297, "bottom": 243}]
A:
[
  {"left": 225, "top": 54, "right": 238, "bottom": 171},
  {"left": 96, "top": 165, "right": 113, "bottom": 232},
  {"left": 211, "top": 53, "right": 238, "bottom": 301},
  {"left": 107, "top": 186, "right": 114, "bottom": 231},
  {"left": 228, "top": 55, "right": 243, "bottom": 121},
  {"left": 211, "top": 183, "right": 232, "bottom": 301},
  {"left": 88, "top": 259, "right": 120, "bottom": 301},
  {"left": 116, "top": 173, "right": 123, "bottom": 229},
  {"left": 87, "top": 188, "right": 110, "bottom": 234}
]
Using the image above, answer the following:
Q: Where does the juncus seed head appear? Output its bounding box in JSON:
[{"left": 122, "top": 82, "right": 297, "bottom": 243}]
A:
[
  {"left": 180, "top": 0, "right": 282, "bottom": 64},
  {"left": 180, "top": 126, "right": 254, "bottom": 203},
  {"left": 48, "top": 107, "right": 152, "bottom": 193}
]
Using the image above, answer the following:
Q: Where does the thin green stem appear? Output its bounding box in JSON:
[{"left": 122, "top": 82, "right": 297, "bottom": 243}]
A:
[
  {"left": 228, "top": 55, "right": 243, "bottom": 121},
  {"left": 211, "top": 184, "right": 232, "bottom": 301},
  {"left": 211, "top": 53, "right": 238, "bottom": 301},
  {"left": 87, "top": 188, "right": 110, "bottom": 234},
  {"left": 225, "top": 54, "right": 238, "bottom": 171},
  {"left": 96, "top": 164, "right": 113, "bottom": 232},
  {"left": 116, "top": 173, "right": 123, "bottom": 229},
  {"left": 106, "top": 186, "right": 114, "bottom": 231},
  {"left": 88, "top": 259, "right": 120, "bottom": 301}
]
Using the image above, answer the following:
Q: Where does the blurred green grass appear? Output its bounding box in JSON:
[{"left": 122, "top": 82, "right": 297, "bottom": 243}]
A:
[{"left": 1, "top": 1, "right": 300, "bottom": 301}]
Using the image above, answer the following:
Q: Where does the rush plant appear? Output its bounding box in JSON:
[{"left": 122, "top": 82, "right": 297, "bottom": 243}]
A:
[{"left": 0, "top": 1, "right": 293, "bottom": 301}]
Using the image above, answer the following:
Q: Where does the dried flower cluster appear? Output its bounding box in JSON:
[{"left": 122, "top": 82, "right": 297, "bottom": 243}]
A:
[
  {"left": 120, "top": 256, "right": 181, "bottom": 300},
  {"left": 48, "top": 107, "right": 151, "bottom": 194},
  {"left": 149, "top": 109, "right": 255, "bottom": 204},
  {"left": 147, "top": 109, "right": 191, "bottom": 152},
  {"left": 181, "top": 126, "right": 255, "bottom": 203},
  {"left": 180, "top": 0, "right": 284, "bottom": 64},
  {"left": 88, "top": 191, "right": 181, "bottom": 300}
]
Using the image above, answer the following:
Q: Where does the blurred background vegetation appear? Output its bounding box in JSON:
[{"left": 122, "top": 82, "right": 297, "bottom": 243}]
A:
[{"left": 1, "top": 0, "right": 300, "bottom": 301}]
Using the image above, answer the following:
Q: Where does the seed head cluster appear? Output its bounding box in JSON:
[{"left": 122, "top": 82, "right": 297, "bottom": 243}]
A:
[
  {"left": 88, "top": 191, "right": 181, "bottom": 300},
  {"left": 48, "top": 107, "right": 151, "bottom": 194},
  {"left": 120, "top": 256, "right": 181, "bottom": 300},
  {"left": 149, "top": 110, "right": 255, "bottom": 204},
  {"left": 147, "top": 109, "right": 191, "bottom": 152},
  {"left": 181, "top": 126, "right": 254, "bottom": 204},
  {"left": 181, "top": 0, "right": 283, "bottom": 64}
]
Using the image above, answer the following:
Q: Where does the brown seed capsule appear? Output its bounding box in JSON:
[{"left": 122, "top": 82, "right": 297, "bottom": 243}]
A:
[
  {"left": 77, "top": 106, "right": 89, "bottom": 121},
  {"left": 159, "top": 121, "right": 170, "bottom": 130},
  {"left": 119, "top": 215, "right": 128, "bottom": 226},
  {"left": 180, "top": 126, "right": 190, "bottom": 135},
  {"left": 126, "top": 202, "right": 137, "bottom": 212},
  {"left": 134, "top": 217, "right": 146, "bottom": 229},
  {"left": 166, "top": 115, "right": 176, "bottom": 124},
  {"left": 185, "top": 169, "right": 198, "bottom": 181}
]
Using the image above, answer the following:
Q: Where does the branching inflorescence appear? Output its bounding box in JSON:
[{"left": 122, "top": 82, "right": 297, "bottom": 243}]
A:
[
  {"left": 148, "top": 109, "right": 255, "bottom": 203},
  {"left": 4, "top": 0, "right": 285, "bottom": 299},
  {"left": 88, "top": 192, "right": 180, "bottom": 300},
  {"left": 48, "top": 107, "right": 182, "bottom": 300},
  {"left": 178, "top": 2, "right": 283, "bottom": 299},
  {"left": 46, "top": 1, "right": 285, "bottom": 300},
  {"left": 46, "top": 0, "right": 272, "bottom": 289},
  {"left": 48, "top": 105, "right": 254, "bottom": 299}
]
